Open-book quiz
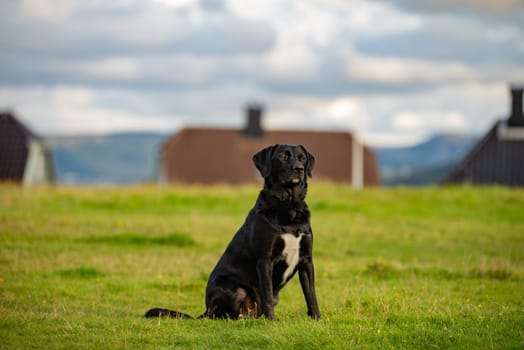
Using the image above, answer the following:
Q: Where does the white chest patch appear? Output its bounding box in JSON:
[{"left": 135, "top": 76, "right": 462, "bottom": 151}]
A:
[{"left": 280, "top": 233, "right": 304, "bottom": 285}]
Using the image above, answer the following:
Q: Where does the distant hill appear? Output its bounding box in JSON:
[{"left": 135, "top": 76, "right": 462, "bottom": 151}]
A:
[
  {"left": 45, "top": 132, "right": 169, "bottom": 184},
  {"left": 374, "top": 134, "right": 478, "bottom": 186},
  {"left": 44, "top": 131, "right": 477, "bottom": 186}
]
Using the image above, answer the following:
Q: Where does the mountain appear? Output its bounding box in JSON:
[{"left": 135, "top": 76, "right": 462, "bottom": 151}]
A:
[
  {"left": 44, "top": 131, "right": 476, "bottom": 186},
  {"left": 374, "top": 133, "right": 478, "bottom": 186},
  {"left": 45, "top": 132, "right": 169, "bottom": 184}
]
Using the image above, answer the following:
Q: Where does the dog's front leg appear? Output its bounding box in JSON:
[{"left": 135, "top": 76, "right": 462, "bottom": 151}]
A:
[
  {"left": 298, "top": 258, "right": 321, "bottom": 319},
  {"left": 256, "top": 257, "right": 276, "bottom": 320}
]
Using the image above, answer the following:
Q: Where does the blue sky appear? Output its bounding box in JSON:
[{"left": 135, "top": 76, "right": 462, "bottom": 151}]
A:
[{"left": 1, "top": 0, "right": 523, "bottom": 146}]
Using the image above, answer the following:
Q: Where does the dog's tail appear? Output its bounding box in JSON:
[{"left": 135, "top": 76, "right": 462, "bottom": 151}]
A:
[{"left": 144, "top": 308, "right": 194, "bottom": 319}]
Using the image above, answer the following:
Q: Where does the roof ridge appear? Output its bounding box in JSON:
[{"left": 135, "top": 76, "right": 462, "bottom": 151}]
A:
[{"left": 0, "top": 112, "right": 38, "bottom": 139}]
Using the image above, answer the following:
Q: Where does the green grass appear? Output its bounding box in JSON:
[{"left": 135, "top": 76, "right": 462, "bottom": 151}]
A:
[{"left": 1, "top": 183, "right": 523, "bottom": 349}]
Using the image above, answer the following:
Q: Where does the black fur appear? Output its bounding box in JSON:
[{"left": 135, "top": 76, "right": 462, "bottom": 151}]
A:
[
  {"left": 145, "top": 144, "right": 320, "bottom": 320},
  {"left": 144, "top": 308, "right": 193, "bottom": 319}
]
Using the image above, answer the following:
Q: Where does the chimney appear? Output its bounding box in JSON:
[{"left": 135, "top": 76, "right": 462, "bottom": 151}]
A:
[
  {"left": 243, "top": 104, "right": 264, "bottom": 137},
  {"left": 508, "top": 86, "right": 524, "bottom": 127}
]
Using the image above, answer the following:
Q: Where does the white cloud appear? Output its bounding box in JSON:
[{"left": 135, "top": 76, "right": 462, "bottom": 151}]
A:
[
  {"left": 153, "top": 0, "right": 199, "bottom": 10},
  {"left": 359, "top": 81, "right": 508, "bottom": 145},
  {"left": 264, "top": 94, "right": 370, "bottom": 133},
  {"left": 1, "top": 0, "right": 522, "bottom": 147},
  {"left": 16, "top": 0, "right": 75, "bottom": 21},
  {"left": 137, "top": 55, "right": 222, "bottom": 85},
  {"left": 225, "top": 0, "right": 281, "bottom": 20},
  {"left": 79, "top": 58, "right": 140, "bottom": 81},
  {"left": 343, "top": 0, "right": 422, "bottom": 36},
  {"left": 393, "top": 112, "right": 423, "bottom": 130},
  {"left": 0, "top": 86, "right": 180, "bottom": 134},
  {"left": 0, "top": 80, "right": 510, "bottom": 148},
  {"left": 347, "top": 55, "right": 476, "bottom": 84},
  {"left": 393, "top": 111, "right": 468, "bottom": 132},
  {"left": 327, "top": 98, "right": 360, "bottom": 121},
  {"left": 385, "top": 0, "right": 524, "bottom": 14},
  {"left": 323, "top": 97, "right": 369, "bottom": 130},
  {"left": 109, "top": 5, "right": 183, "bottom": 48},
  {"left": 263, "top": 44, "right": 318, "bottom": 81}
]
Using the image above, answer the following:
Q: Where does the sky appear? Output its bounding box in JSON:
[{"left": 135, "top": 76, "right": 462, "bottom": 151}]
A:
[{"left": 1, "top": 0, "right": 523, "bottom": 146}]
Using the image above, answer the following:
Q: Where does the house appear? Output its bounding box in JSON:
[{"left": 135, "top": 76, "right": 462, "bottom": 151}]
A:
[
  {"left": 444, "top": 86, "right": 524, "bottom": 186},
  {"left": 157, "top": 106, "right": 380, "bottom": 187},
  {"left": 0, "top": 112, "right": 55, "bottom": 185}
]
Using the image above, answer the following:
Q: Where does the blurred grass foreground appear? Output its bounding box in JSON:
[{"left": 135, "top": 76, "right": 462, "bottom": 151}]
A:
[{"left": 0, "top": 183, "right": 523, "bottom": 349}]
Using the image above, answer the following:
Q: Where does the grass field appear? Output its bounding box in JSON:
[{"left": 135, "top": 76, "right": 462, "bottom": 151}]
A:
[{"left": 1, "top": 183, "right": 523, "bottom": 349}]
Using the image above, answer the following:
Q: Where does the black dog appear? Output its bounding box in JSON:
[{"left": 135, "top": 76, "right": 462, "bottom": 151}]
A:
[{"left": 145, "top": 144, "right": 321, "bottom": 320}]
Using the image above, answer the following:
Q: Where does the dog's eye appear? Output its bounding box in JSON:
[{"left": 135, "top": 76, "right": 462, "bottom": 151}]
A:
[
  {"left": 280, "top": 151, "right": 293, "bottom": 161},
  {"left": 298, "top": 153, "right": 306, "bottom": 163}
]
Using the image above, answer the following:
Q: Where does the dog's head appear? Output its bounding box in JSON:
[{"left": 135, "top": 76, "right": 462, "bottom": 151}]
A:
[{"left": 253, "top": 144, "right": 315, "bottom": 186}]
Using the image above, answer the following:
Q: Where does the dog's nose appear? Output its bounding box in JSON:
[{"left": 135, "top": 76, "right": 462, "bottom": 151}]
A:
[{"left": 294, "top": 163, "right": 304, "bottom": 172}]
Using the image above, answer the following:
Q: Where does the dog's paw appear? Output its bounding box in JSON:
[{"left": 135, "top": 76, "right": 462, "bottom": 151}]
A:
[
  {"left": 308, "top": 311, "right": 321, "bottom": 320},
  {"left": 264, "top": 311, "right": 277, "bottom": 321}
]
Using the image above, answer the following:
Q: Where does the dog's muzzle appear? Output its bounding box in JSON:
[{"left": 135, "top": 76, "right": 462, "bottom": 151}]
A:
[{"left": 289, "top": 170, "right": 304, "bottom": 184}]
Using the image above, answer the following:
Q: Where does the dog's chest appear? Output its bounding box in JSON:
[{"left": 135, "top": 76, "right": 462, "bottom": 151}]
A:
[{"left": 278, "top": 233, "right": 304, "bottom": 285}]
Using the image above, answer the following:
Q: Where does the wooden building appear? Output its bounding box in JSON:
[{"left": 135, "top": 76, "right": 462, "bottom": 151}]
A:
[
  {"left": 444, "top": 87, "right": 524, "bottom": 186},
  {"left": 0, "top": 112, "right": 55, "bottom": 185},
  {"left": 157, "top": 107, "right": 380, "bottom": 187}
]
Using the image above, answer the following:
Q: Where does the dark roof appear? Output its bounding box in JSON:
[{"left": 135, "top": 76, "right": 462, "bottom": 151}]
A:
[
  {"left": 443, "top": 121, "right": 524, "bottom": 186},
  {"left": 160, "top": 127, "right": 380, "bottom": 186},
  {"left": 0, "top": 113, "right": 36, "bottom": 181}
]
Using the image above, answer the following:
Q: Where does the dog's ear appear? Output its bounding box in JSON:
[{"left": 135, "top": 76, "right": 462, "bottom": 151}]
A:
[
  {"left": 253, "top": 144, "right": 278, "bottom": 178},
  {"left": 300, "top": 145, "right": 315, "bottom": 178}
]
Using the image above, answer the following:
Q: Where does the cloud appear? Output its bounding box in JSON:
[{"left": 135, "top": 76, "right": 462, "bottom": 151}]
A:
[
  {"left": 262, "top": 44, "right": 318, "bottom": 82},
  {"left": 0, "top": 85, "right": 180, "bottom": 134},
  {"left": 154, "top": 0, "right": 199, "bottom": 11},
  {"left": 347, "top": 55, "right": 476, "bottom": 84},
  {"left": 15, "top": 0, "right": 75, "bottom": 21},
  {"left": 327, "top": 98, "right": 362, "bottom": 121},
  {"left": 359, "top": 81, "right": 510, "bottom": 145},
  {"left": 3, "top": 0, "right": 520, "bottom": 93},
  {"left": 0, "top": 80, "right": 510, "bottom": 147},
  {"left": 265, "top": 95, "right": 369, "bottom": 132},
  {"left": 355, "top": 15, "right": 524, "bottom": 66},
  {"left": 0, "top": 0, "right": 275, "bottom": 61},
  {"left": 393, "top": 111, "right": 467, "bottom": 132},
  {"left": 0, "top": 0, "right": 522, "bottom": 147},
  {"left": 380, "top": 0, "right": 524, "bottom": 15}
]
